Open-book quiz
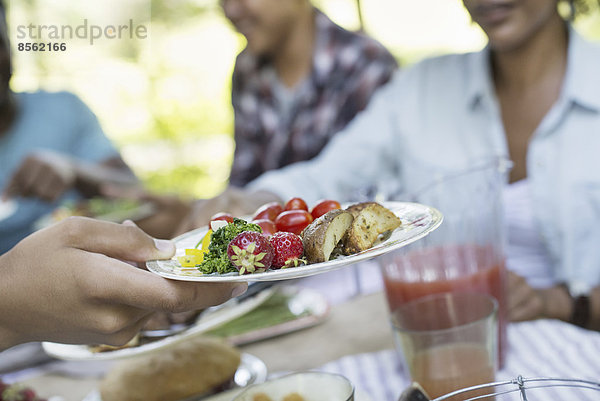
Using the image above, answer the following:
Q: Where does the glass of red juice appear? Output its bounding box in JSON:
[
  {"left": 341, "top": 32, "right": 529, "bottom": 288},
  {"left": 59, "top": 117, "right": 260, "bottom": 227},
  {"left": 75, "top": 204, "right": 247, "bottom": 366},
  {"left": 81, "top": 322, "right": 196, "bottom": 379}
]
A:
[
  {"left": 380, "top": 158, "right": 510, "bottom": 367},
  {"left": 391, "top": 292, "right": 498, "bottom": 400}
]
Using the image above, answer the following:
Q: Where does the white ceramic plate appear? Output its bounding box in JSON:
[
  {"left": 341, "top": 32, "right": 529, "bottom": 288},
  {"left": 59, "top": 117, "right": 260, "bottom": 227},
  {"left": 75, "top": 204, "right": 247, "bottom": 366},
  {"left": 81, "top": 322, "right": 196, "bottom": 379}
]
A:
[
  {"left": 147, "top": 201, "right": 443, "bottom": 282},
  {"left": 81, "top": 353, "right": 267, "bottom": 401},
  {"left": 204, "top": 388, "right": 373, "bottom": 401},
  {"left": 34, "top": 199, "right": 156, "bottom": 230},
  {"left": 0, "top": 199, "right": 16, "bottom": 221},
  {"left": 214, "top": 286, "right": 330, "bottom": 346},
  {"left": 42, "top": 289, "right": 274, "bottom": 361},
  {"left": 232, "top": 371, "right": 354, "bottom": 401}
]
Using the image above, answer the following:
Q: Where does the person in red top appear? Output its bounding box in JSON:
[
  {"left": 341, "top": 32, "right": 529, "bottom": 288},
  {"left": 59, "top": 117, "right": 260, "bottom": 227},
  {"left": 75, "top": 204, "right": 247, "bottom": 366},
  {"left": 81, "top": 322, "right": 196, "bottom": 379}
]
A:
[{"left": 222, "top": 0, "right": 398, "bottom": 186}]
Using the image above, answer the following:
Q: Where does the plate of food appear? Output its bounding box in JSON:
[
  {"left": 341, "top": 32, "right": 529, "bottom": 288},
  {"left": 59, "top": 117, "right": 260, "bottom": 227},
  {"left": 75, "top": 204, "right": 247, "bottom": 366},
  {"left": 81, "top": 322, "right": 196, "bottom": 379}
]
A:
[
  {"left": 206, "top": 286, "right": 330, "bottom": 346},
  {"left": 42, "top": 287, "right": 274, "bottom": 361},
  {"left": 34, "top": 197, "right": 155, "bottom": 229},
  {"left": 147, "top": 200, "right": 443, "bottom": 282},
  {"left": 231, "top": 371, "right": 355, "bottom": 401},
  {"left": 83, "top": 338, "right": 267, "bottom": 401}
]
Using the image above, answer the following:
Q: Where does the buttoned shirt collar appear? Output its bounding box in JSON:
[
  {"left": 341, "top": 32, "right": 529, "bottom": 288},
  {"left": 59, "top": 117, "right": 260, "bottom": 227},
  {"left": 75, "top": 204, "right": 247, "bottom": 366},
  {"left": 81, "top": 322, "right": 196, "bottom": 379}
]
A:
[
  {"left": 465, "top": 45, "right": 495, "bottom": 111},
  {"left": 564, "top": 27, "right": 600, "bottom": 112},
  {"left": 465, "top": 27, "right": 600, "bottom": 114}
]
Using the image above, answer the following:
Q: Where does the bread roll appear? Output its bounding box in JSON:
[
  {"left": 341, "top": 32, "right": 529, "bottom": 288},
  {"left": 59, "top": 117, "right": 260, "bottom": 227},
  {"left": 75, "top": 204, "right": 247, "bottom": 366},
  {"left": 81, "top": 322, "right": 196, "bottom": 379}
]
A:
[{"left": 100, "top": 336, "right": 241, "bottom": 401}]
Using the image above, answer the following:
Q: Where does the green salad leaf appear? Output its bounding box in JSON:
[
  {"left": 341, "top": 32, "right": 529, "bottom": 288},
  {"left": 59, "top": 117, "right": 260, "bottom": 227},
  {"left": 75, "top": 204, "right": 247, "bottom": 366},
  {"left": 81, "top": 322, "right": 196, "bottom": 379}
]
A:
[{"left": 198, "top": 218, "right": 262, "bottom": 274}]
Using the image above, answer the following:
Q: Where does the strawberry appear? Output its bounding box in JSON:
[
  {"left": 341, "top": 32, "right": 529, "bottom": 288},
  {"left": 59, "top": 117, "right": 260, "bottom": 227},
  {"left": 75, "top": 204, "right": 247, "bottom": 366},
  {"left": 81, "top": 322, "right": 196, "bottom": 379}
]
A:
[
  {"left": 20, "top": 389, "right": 40, "bottom": 401},
  {"left": 227, "top": 231, "right": 274, "bottom": 274},
  {"left": 269, "top": 231, "right": 306, "bottom": 269}
]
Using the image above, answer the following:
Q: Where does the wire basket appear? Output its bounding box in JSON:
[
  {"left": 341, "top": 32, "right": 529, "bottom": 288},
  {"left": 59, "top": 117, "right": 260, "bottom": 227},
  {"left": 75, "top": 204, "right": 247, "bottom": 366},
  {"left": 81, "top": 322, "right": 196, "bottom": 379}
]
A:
[{"left": 432, "top": 376, "right": 600, "bottom": 400}]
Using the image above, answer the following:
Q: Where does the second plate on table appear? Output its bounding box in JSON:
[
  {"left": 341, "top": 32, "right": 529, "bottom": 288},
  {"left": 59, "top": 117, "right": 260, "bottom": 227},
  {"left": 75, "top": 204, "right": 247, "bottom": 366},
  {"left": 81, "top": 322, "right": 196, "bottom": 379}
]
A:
[
  {"left": 42, "top": 288, "right": 274, "bottom": 361},
  {"left": 34, "top": 197, "right": 156, "bottom": 229},
  {"left": 81, "top": 353, "right": 268, "bottom": 401},
  {"left": 205, "top": 286, "right": 330, "bottom": 346}
]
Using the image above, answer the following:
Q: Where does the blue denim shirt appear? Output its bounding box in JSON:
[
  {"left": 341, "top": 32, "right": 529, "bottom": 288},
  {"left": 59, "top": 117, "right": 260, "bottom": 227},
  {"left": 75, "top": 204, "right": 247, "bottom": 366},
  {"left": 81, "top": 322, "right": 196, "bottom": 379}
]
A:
[
  {"left": 249, "top": 29, "right": 600, "bottom": 288},
  {"left": 0, "top": 91, "right": 118, "bottom": 253}
]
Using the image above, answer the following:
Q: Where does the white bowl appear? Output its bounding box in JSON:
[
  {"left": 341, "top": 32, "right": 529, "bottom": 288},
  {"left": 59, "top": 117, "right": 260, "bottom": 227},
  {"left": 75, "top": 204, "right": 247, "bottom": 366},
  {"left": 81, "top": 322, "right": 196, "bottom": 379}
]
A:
[{"left": 233, "top": 371, "right": 354, "bottom": 401}]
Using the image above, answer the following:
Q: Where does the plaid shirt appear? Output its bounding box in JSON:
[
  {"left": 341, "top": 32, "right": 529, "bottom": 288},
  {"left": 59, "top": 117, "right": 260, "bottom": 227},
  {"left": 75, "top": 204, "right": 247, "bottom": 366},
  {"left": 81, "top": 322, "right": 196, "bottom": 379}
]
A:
[{"left": 229, "top": 9, "right": 398, "bottom": 187}]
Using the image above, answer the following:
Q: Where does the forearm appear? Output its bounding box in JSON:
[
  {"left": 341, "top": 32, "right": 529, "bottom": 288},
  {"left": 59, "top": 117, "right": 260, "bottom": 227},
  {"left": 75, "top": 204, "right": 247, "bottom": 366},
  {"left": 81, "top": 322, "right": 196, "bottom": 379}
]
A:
[
  {"left": 0, "top": 252, "right": 23, "bottom": 351},
  {"left": 540, "top": 284, "right": 572, "bottom": 322},
  {"left": 543, "top": 284, "right": 600, "bottom": 331},
  {"left": 203, "top": 187, "right": 282, "bottom": 218},
  {"left": 0, "top": 328, "right": 17, "bottom": 352},
  {"left": 0, "top": 322, "right": 18, "bottom": 352},
  {"left": 73, "top": 157, "right": 139, "bottom": 197},
  {"left": 587, "top": 287, "right": 600, "bottom": 331},
  {"left": 247, "top": 74, "right": 401, "bottom": 204}
]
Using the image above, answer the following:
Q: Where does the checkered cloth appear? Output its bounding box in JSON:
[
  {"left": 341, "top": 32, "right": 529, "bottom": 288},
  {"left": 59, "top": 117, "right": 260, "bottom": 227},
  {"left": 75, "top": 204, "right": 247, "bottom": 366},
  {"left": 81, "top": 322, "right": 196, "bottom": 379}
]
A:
[
  {"left": 316, "top": 320, "right": 600, "bottom": 400},
  {"left": 229, "top": 8, "right": 398, "bottom": 186}
]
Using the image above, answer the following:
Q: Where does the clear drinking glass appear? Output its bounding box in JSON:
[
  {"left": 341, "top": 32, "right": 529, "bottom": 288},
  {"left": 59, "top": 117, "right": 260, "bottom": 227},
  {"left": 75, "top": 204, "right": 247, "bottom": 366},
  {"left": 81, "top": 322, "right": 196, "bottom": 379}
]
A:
[
  {"left": 391, "top": 292, "right": 498, "bottom": 400},
  {"left": 380, "top": 158, "right": 510, "bottom": 367}
]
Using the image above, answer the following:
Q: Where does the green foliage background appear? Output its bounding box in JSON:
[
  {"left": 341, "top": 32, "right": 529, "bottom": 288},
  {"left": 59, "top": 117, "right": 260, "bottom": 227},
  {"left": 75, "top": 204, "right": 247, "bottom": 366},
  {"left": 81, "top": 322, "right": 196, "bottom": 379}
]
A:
[{"left": 7, "top": 0, "right": 600, "bottom": 199}]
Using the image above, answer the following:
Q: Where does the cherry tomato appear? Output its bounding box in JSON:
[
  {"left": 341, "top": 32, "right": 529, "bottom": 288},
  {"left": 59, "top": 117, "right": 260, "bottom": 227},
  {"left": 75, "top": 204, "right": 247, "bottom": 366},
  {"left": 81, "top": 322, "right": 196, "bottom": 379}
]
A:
[
  {"left": 284, "top": 197, "right": 309, "bottom": 212},
  {"left": 253, "top": 202, "right": 284, "bottom": 222},
  {"left": 208, "top": 212, "right": 234, "bottom": 226},
  {"left": 275, "top": 210, "right": 313, "bottom": 236},
  {"left": 252, "top": 218, "right": 278, "bottom": 236},
  {"left": 310, "top": 199, "right": 342, "bottom": 220}
]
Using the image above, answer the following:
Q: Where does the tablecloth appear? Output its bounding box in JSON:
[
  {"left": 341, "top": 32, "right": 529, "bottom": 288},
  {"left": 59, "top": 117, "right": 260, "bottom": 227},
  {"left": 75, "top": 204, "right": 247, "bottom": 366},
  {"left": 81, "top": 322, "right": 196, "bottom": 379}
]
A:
[{"left": 315, "top": 319, "right": 600, "bottom": 400}]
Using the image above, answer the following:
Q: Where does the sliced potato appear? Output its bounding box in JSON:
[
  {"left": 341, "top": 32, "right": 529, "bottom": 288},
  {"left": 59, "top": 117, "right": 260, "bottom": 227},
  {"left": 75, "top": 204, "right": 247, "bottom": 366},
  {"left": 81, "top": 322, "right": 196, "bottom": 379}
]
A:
[
  {"left": 343, "top": 202, "right": 402, "bottom": 255},
  {"left": 344, "top": 202, "right": 373, "bottom": 216},
  {"left": 302, "top": 209, "right": 354, "bottom": 263}
]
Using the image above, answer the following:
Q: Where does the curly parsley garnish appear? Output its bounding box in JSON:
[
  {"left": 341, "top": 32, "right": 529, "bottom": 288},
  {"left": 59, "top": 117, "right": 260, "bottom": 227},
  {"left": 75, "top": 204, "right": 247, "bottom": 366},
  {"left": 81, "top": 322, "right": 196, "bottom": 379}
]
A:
[{"left": 198, "top": 218, "right": 262, "bottom": 274}]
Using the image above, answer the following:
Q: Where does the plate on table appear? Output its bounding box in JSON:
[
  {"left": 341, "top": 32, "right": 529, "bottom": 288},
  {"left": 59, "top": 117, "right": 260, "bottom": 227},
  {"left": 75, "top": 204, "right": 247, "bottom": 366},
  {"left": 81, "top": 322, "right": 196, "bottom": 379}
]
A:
[
  {"left": 82, "top": 353, "right": 267, "bottom": 401},
  {"left": 34, "top": 197, "right": 156, "bottom": 229},
  {"left": 147, "top": 201, "right": 443, "bottom": 282},
  {"left": 42, "top": 288, "right": 274, "bottom": 361},
  {"left": 204, "top": 388, "right": 373, "bottom": 401},
  {"left": 206, "top": 286, "right": 330, "bottom": 346}
]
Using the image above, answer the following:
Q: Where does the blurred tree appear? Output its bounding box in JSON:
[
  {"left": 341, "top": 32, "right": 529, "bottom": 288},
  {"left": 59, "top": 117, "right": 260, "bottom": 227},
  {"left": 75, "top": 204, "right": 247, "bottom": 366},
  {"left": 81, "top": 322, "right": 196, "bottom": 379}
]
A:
[{"left": 8, "top": 0, "right": 600, "bottom": 200}]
